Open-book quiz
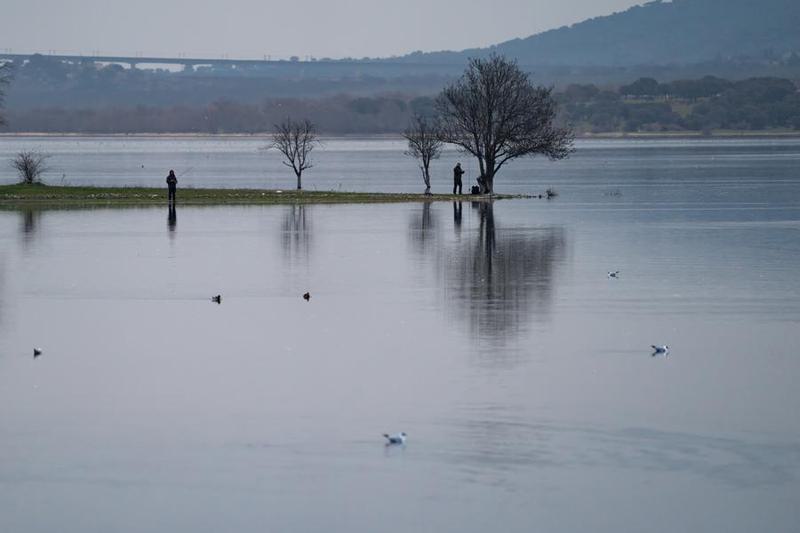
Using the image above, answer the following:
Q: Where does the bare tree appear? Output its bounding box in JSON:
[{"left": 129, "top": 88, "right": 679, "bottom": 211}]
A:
[
  {"left": 12, "top": 151, "right": 50, "bottom": 184},
  {"left": 436, "top": 54, "right": 574, "bottom": 194},
  {"left": 0, "top": 62, "right": 12, "bottom": 126},
  {"left": 403, "top": 114, "right": 443, "bottom": 195},
  {"left": 269, "top": 118, "right": 319, "bottom": 190}
]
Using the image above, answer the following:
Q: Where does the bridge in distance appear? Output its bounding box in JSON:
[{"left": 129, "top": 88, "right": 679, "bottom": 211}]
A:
[
  {"left": 0, "top": 52, "right": 463, "bottom": 77},
  {"left": 0, "top": 51, "right": 318, "bottom": 69}
]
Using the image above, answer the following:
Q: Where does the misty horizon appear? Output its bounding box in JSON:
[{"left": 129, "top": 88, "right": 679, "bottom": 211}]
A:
[{"left": 0, "top": 0, "right": 644, "bottom": 60}]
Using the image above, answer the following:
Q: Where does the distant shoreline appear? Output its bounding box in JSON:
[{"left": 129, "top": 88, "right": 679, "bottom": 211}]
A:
[
  {"left": 0, "top": 131, "right": 799, "bottom": 140},
  {"left": 578, "top": 130, "right": 800, "bottom": 140},
  {"left": 0, "top": 183, "right": 533, "bottom": 208}
]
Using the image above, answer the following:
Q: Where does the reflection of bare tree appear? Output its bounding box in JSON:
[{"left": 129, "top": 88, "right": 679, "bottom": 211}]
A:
[
  {"left": 408, "top": 202, "right": 438, "bottom": 255},
  {"left": 19, "top": 208, "right": 42, "bottom": 249},
  {"left": 444, "top": 202, "right": 565, "bottom": 342},
  {"left": 281, "top": 205, "right": 313, "bottom": 264}
]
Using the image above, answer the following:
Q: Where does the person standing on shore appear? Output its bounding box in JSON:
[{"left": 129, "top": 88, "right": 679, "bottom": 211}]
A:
[
  {"left": 453, "top": 162, "right": 464, "bottom": 195},
  {"left": 166, "top": 169, "right": 178, "bottom": 204}
]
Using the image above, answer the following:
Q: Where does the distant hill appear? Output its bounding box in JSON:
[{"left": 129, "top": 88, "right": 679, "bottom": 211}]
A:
[
  {"left": 3, "top": 0, "right": 799, "bottom": 122},
  {"left": 399, "top": 0, "right": 800, "bottom": 67}
]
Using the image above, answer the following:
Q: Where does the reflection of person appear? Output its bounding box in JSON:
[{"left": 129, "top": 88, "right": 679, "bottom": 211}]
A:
[
  {"left": 453, "top": 163, "right": 465, "bottom": 195},
  {"left": 168, "top": 204, "right": 177, "bottom": 232},
  {"left": 166, "top": 169, "right": 178, "bottom": 204},
  {"left": 453, "top": 201, "right": 462, "bottom": 228}
]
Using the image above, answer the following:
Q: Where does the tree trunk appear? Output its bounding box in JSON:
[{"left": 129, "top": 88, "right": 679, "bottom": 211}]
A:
[
  {"left": 422, "top": 164, "right": 431, "bottom": 195},
  {"left": 486, "top": 158, "right": 496, "bottom": 195},
  {"left": 296, "top": 171, "right": 302, "bottom": 190},
  {"left": 479, "top": 167, "right": 495, "bottom": 194},
  {"left": 477, "top": 157, "right": 496, "bottom": 195}
]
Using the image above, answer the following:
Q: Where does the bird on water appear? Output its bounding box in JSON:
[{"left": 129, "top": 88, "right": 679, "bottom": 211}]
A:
[
  {"left": 651, "top": 345, "right": 669, "bottom": 355},
  {"left": 383, "top": 432, "right": 407, "bottom": 445},
  {"left": 303, "top": 292, "right": 311, "bottom": 301},
  {"left": 33, "top": 348, "right": 42, "bottom": 358},
  {"left": 211, "top": 295, "right": 222, "bottom": 304}
]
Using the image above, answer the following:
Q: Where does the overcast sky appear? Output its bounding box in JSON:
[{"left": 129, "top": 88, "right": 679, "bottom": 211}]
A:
[{"left": 1, "top": 0, "right": 644, "bottom": 59}]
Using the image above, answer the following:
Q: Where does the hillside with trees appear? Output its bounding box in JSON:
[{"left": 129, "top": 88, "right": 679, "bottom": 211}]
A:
[
  {"left": 402, "top": 0, "right": 800, "bottom": 67},
  {"left": 560, "top": 76, "right": 800, "bottom": 133}
]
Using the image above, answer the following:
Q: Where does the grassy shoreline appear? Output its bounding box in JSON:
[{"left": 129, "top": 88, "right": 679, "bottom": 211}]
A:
[{"left": 0, "top": 183, "right": 534, "bottom": 207}]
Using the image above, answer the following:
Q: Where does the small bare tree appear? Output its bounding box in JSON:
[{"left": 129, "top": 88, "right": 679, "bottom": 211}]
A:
[
  {"left": 12, "top": 151, "right": 49, "bottom": 184},
  {"left": 404, "top": 114, "right": 443, "bottom": 195},
  {"left": 437, "top": 54, "right": 574, "bottom": 194},
  {"left": 269, "top": 118, "right": 319, "bottom": 190}
]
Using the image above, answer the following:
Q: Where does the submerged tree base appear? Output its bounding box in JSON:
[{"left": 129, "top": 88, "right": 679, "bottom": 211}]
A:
[{"left": 0, "top": 183, "right": 534, "bottom": 207}]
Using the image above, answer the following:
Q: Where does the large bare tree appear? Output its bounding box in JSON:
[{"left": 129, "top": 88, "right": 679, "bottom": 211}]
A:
[
  {"left": 436, "top": 55, "right": 574, "bottom": 194},
  {"left": 403, "top": 114, "right": 443, "bottom": 195},
  {"left": 269, "top": 118, "right": 319, "bottom": 190}
]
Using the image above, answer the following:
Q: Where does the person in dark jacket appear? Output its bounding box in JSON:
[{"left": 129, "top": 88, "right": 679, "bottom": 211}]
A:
[
  {"left": 166, "top": 170, "right": 178, "bottom": 204},
  {"left": 453, "top": 163, "right": 465, "bottom": 195}
]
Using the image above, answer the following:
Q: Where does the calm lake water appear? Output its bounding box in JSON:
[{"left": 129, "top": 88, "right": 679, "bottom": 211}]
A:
[{"left": 1, "top": 137, "right": 799, "bottom": 532}]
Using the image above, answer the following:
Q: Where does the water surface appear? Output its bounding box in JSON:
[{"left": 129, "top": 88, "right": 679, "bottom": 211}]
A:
[{"left": 0, "top": 138, "right": 799, "bottom": 532}]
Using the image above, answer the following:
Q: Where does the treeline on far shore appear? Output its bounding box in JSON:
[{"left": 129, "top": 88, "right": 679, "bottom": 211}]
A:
[
  {"left": 2, "top": 75, "right": 799, "bottom": 135},
  {"left": 563, "top": 76, "right": 800, "bottom": 133}
]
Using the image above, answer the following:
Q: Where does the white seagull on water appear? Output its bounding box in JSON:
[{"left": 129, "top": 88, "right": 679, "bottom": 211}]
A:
[
  {"left": 608, "top": 271, "right": 620, "bottom": 278},
  {"left": 383, "top": 432, "right": 407, "bottom": 445}
]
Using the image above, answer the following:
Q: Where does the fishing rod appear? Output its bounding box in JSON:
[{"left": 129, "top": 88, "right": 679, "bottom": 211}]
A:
[{"left": 177, "top": 166, "right": 195, "bottom": 177}]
